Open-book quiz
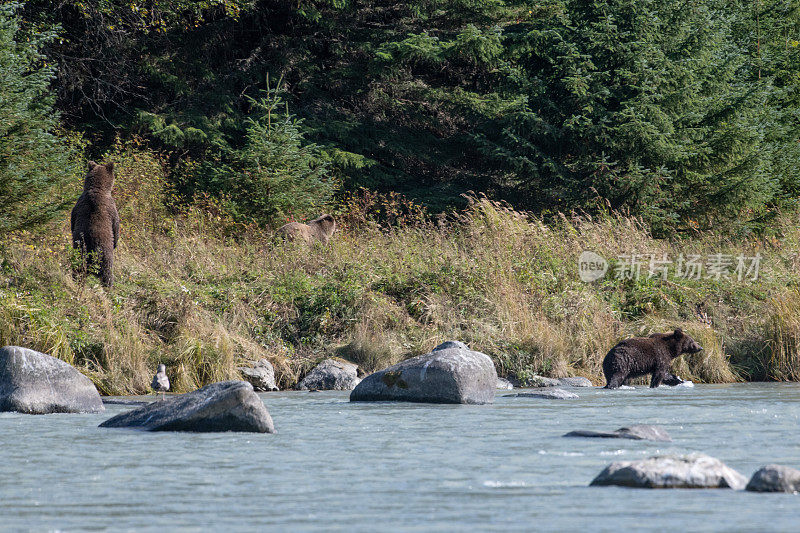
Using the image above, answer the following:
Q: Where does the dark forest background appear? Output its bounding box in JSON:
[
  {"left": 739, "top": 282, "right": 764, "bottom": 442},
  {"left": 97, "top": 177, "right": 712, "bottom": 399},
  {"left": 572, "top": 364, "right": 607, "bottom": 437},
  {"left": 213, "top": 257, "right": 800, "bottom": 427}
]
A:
[{"left": 3, "top": 0, "right": 800, "bottom": 235}]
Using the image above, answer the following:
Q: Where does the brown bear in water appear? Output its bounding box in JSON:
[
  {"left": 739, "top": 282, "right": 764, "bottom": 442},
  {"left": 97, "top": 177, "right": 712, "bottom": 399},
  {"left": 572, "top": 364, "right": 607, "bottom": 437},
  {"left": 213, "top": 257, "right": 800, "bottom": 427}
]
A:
[
  {"left": 603, "top": 328, "right": 702, "bottom": 388},
  {"left": 71, "top": 161, "right": 120, "bottom": 287},
  {"left": 276, "top": 214, "right": 336, "bottom": 245}
]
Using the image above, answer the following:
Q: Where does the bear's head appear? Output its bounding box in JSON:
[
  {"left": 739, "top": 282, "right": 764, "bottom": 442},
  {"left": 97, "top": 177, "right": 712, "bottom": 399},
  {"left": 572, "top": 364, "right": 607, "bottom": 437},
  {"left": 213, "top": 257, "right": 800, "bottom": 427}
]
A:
[
  {"left": 310, "top": 214, "right": 336, "bottom": 237},
  {"left": 84, "top": 161, "right": 115, "bottom": 192},
  {"left": 670, "top": 328, "right": 703, "bottom": 356}
]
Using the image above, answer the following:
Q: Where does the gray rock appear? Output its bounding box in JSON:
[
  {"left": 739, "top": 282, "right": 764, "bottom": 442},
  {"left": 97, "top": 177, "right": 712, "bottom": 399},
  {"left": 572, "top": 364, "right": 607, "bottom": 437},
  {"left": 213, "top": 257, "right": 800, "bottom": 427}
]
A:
[
  {"left": 746, "top": 465, "right": 800, "bottom": 493},
  {"left": 0, "top": 346, "right": 104, "bottom": 414},
  {"left": 296, "top": 358, "right": 361, "bottom": 391},
  {"left": 433, "top": 340, "right": 469, "bottom": 351},
  {"left": 350, "top": 342, "right": 496, "bottom": 404},
  {"left": 527, "top": 375, "right": 561, "bottom": 387},
  {"left": 564, "top": 424, "right": 671, "bottom": 442},
  {"left": 496, "top": 377, "right": 514, "bottom": 390},
  {"left": 238, "top": 359, "right": 278, "bottom": 391},
  {"left": 591, "top": 454, "right": 747, "bottom": 489},
  {"left": 505, "top": 388, "right": 579, "bottom": 399},
  {"left": 99, "top": 380, "right": 274, "bottom": 433},
  {"left": 559, "top": 376, "right": 593, "bottom": 387}
]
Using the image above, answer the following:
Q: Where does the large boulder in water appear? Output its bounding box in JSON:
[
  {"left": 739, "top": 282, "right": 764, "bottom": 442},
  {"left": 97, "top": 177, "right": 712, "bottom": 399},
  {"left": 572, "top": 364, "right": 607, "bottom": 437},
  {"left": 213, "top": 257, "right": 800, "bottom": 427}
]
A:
[
  {"left": 99, "top": 381, "right": 274, "bottom": 433},
  {"left": 350, "top": 341, "right": 496, "bottom": 404},
  {"left": 0, "top": 346, "right": 104, "bottom": 414},
  {"left": 746, "top": 465, "right": 800, "bottom": 493},
  {"left": 590, "top": 454, "right": 746, "bottom": 489},
  {"left": 238, "top": 359, "right": 278, "bottom": 391},
  {"left": 296, "top": 358, "right": 361, "bottom": 391}
]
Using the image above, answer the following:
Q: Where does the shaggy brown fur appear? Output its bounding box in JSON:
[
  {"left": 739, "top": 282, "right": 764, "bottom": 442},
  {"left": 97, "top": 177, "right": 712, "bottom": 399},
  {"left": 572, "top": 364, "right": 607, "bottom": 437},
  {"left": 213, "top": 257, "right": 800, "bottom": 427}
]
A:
[
  {"left": 276, "top": 214, "right": 336, "bottom": 245},
  {"left": 603, "top": 328, "right": 703, "bottom": 388},
  {"left": 71, "top": 161, "right": 120, "bottom": 287}
]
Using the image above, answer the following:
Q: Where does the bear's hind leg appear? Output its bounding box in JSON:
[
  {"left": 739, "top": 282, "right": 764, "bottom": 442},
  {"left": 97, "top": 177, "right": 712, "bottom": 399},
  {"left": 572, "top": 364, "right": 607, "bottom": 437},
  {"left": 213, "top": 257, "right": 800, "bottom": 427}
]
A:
[
  {"left": 98, "top": 246, "right": 114, "bottom": 288},
  {"left": 649, "top": 372, "right": 666, "bottom": 388}
]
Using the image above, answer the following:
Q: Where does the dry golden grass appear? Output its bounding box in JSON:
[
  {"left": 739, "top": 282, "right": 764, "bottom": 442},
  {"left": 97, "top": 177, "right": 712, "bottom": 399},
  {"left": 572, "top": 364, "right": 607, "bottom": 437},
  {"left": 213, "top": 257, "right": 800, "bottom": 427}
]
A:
[{"left": 1, "top": 147, "right": 797, "bottom": 393}]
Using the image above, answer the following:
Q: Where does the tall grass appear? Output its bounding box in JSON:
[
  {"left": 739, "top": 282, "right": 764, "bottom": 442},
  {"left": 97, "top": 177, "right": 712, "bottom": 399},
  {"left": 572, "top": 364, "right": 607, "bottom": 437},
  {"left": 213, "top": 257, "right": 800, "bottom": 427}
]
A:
[{"left": 0, "top": 144, "right": 798, "bottom": 393}]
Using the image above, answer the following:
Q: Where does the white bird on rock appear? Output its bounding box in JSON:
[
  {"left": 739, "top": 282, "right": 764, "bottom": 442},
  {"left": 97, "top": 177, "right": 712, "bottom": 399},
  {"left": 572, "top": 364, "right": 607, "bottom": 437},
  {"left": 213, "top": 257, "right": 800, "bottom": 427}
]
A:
[{"left": 151, "top": 364, "right": 170, "bottom": 400}]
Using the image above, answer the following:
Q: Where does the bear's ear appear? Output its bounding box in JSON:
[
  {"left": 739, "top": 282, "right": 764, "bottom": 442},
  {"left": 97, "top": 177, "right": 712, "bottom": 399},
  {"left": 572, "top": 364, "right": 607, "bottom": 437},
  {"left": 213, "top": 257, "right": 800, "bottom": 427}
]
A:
[
  {"left": 673, "top": 327, "right": 684, "bottom": 336},
  {"left": 87, "top": 160, "right": 98, "bottom": 170},
  {"left": 104, "top": 162, "right": 115, "bottom": 173}
]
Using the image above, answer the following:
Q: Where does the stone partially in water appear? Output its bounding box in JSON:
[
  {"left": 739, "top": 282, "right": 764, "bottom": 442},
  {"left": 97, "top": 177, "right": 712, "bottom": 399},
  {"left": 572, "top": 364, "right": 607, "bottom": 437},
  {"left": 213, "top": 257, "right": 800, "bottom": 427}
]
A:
[
  {"left": 564, "top": 424, "right": 671, "bottom": 442},
  {"left": 238, "top": 359, "right": 278, "bottom": 391},
  {"left": 559, "top": 377, "right": 593, "bottom": 387},
  {"left": 746, "top": 465, "right": 800, "bottom": 493},
  {"left": 99, "top": 380, "right": 274, "bottom": 433},
  {"left": 527, "top": 375, "right": 561, "bottom": 387},
  {"left": 296, "top": 358, "right": 361, "bottom": 391},
  {"left": 505, "top": 388, "right": 579, "bottom": 399},
  {"left": 0, "top": 346, "right": 104, "bottom": 414},
  {"left": 496, "top": 377, "right": 514, "bottom": 390},
  {"left": 350, "top": 341, "right": 496, "bottom": 404},
  {"left": 590, "top": 453, "right": 746, "bottom": 489}
]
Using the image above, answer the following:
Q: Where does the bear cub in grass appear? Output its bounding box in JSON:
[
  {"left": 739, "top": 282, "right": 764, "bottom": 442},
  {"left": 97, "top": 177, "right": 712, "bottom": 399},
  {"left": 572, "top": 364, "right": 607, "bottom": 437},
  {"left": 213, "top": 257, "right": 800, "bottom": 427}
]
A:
[
  {"left": 276, "top": 214, "right": 336, "bottom": 245},
  {"left": 71, "top": 161, "right": 120, "bottom": 287},
  {"left": 603, "top": 328, "right": 702, "bottom": 389}
]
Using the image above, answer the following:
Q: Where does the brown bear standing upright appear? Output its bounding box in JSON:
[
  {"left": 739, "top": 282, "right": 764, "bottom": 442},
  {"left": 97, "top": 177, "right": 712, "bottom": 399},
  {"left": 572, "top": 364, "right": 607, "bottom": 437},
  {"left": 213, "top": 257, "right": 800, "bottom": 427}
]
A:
[
  {"left": 71, "top": 161, "right": 120, "bottom": 287},
  {"left": 276, "top": 214, "right": 336, "bottom": 245},
  {"left": 602, "top": 328, "right": 702, "bottom": 388}
]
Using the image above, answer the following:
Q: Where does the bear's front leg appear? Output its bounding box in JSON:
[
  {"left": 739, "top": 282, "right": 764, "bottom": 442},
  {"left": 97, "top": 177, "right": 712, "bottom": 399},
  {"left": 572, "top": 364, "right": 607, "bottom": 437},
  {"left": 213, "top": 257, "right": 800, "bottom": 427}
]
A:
[{"left": 604, "top": 373, "right": 626, "bottom": 389}]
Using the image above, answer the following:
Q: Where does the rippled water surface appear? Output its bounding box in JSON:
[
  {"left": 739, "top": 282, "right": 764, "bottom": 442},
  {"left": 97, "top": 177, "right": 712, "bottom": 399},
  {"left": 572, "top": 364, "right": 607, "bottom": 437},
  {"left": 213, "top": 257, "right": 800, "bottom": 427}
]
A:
[{"left": 3, "top": 383, "right": 800, "bottom": 531}]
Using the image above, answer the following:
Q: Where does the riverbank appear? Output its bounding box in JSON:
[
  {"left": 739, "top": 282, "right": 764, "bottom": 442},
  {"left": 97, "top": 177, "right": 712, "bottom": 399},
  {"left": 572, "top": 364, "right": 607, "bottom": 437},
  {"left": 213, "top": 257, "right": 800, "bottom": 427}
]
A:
[{"left": 1, "top": 146, "right": 798, "bottom": 394}]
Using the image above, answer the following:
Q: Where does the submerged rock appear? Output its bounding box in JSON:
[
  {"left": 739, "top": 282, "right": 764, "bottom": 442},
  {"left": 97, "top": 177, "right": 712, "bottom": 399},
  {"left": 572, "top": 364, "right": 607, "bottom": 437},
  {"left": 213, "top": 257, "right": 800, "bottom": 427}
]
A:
[
  {"left": 296, "top": 358, "right": 361, "bottom": 391},
  {"left": 350, "top": 341, "right": 496, "bottom": 404},
  {"left": 564, "top": 424, "right": 671, "bottom": 442},
  {"left": 99, "top": 381, "right": 274, "bottom": 433},
  {"left": 527, "top": 375, "right": 561, "bottom": 387},
  {"left": 102, "top": 398, "right": 151, "bottom": 406},
  {"left": 504, "top": 388, "right": 579, "bottom": 399},
  {"left": 559, "top": 377, "right": 593, "bottom": 387},
  {"left": 590, "top": 454, "right": 746, "bottom": 489},
  {"left": 238, "top": 359, "right": 279, "bottom": 391},
  {"left": 0, "top": 346, "right": 104, "bottom": 414},
  {"left": 746, "top": 465, "right": 800, "bottom": 493},
  {"left": 496, "top": 377, "right": 514, "bottom": 390}
]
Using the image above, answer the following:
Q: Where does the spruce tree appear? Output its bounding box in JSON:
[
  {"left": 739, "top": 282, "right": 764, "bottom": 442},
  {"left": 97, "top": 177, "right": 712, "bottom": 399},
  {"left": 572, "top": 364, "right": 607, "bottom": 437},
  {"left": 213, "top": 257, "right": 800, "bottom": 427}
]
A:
[
  {"left": 0, "top": 3, "right": 74, "bottom": 236},
  {"left": 479, "top": 0, "right": 777, "bottom": 233}
]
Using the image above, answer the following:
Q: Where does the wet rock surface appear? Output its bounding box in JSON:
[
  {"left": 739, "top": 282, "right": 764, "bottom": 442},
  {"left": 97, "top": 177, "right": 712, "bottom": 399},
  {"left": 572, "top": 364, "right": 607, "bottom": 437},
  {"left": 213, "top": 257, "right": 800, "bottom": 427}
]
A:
[
  {"left": 505, "top": 388, "right": 579, "bottom": 399},
  {"left": 0, "top": 346, "right": 104, "bottom": 414},
  {"left": 99, "top": 381, "right": 274, "bottom": 433},
  {"left": 297, "top": 359, "right": 361, "bottom": 391},
  {"left": 564, "top": 424, "right": 671, "bottom": 442},
  {"left": 350, "top": 341, "right": 496, "bottom": 404},
  {"left": 238, "top": 359, "right": 279, "bottom": 391},
  {"left": 591, "top": 454, "right": 747, "bottom": 489},
  {"left": 745, "top": 465, "right": 800, "bottom": 493}
]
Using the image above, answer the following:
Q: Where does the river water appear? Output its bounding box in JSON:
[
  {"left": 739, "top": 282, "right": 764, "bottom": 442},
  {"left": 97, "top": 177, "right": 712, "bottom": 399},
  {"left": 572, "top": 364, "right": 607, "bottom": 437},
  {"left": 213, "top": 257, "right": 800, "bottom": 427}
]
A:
[{"left": 2, "top": 383, "right": 799, "bottom": 531}]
